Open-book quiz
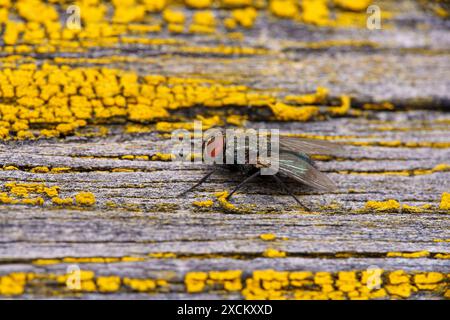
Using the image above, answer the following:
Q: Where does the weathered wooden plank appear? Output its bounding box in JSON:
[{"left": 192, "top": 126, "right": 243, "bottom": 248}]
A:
[{"left": 0, "top": 0, "right": 449, "bottom": 300}]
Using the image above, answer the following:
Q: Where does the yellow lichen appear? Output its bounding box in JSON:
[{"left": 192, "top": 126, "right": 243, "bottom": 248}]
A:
[
  {"left": 269, "top": 103, "right": 319, "bottom": 121},
  {"left": 259, "top": 233, "right": 276, "bottom": 241},
  {"left": 51, "top": 197, "right": 74, "bottom": 206},
  {"left": 414, "top": 272, "right": 444, "bottom": 284},
  {"left": 333, "top": 0, "right": 371, "bottom": 12},
  {"left": 123, "top": 278, "right": 156, "bottom": 292},
  {"left": 30, "top": 166, "right": 50, "bottom": 173},
  {"left": 214, "top": 191, "right": 237, "bottom": 211},
  {"left": 96, "top": 276, "right": 121, "bottom": 292},
  {"left": 363, "top": 199, "right": 400, "bottom": 213},
  {"left": 185, "top": 272, "right": 208, "bottom": 293},
  {"left": 74, "top": 192, "right": 96, "bottom": 206},
  {"left": 439, "top": 192, "right": 450, "bottom": 210},
  {"left": 193, "top": 200, "right": 214, "bottom": 208},
  {"left": 148, "top": 252, "right": 177, "bottom": 258},
  {"left": 270, "top": 0, "right": 298, "bottom": 19},
  {"left": 284, "top": 87, "right": 328, "bottom": 105},
  {"left": 387, "top": 251, "right": 430, "bottom": 258},
  {"left": 151, "top": 153, "right": 174, "bottom": 161},
  {"left": 262, "top": 248, "right": 286, "bottom": 258}
]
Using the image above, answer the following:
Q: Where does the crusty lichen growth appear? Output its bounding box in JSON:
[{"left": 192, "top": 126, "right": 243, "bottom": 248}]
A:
[
  {"left": 193, "top": 200, "right": 214, "bottom": 208},
  {"left": 1, "top": 267, "right": 448, "bottom": 299},
  {"left": 387, "top": 251, "right": 430, "bottom": 258},
  {"left": 75, "top": 192, "right": 96, "bottom": 206},
  {"left": 439, "top": 192, "right": 450, "bottom": 210},
  {"left": 259, "top": 233, "right": 277, "bottom": 241},
  {"left": 262, "top": 248, "right": 287, "bottom": 258},
  {"left": 363, "top": 200, "right": 401, "bottom": 213},
  {"left": 214, "top": 191, "right": 237, "bottom": 211}
]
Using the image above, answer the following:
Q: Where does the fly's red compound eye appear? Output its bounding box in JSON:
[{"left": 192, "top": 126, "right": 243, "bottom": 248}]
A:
[{"left": 205, "top": 137, "right": 223, "bottom": 158}]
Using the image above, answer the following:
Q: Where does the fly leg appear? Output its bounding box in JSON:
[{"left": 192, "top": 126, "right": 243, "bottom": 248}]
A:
[
  {"left": 227, "top": 171, "right": 260, "bottom": 200},
  {"left": 180, "top": 170, "right": 216, "bottom": 196},
  {"left": 273, "top": 174, "right": 311, "bottom": 211}
]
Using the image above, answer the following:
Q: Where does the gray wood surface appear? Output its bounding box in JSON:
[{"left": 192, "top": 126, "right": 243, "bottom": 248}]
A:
[{"left": 0, "top": 0, "right": 449, "bottom": 299}]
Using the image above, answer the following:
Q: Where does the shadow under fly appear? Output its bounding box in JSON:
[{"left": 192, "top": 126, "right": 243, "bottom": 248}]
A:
[{"left": 180, "top": 128, "right": 343, "bottom": 210}]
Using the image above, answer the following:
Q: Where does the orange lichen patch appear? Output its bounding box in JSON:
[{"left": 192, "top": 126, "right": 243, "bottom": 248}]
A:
[
  {"left": 270, "top": 0, "right": 299, "bottom": 19},
  {"left": 385, "top": 283, "right": 417, "bottom": 298},
  {"left": 0, "top": 273, "right": 26, "bottom": 296},
  {"left": 260, "top": 233, "right": 276, "bottom": 241},
  {"left": 262, "top": 248, "right": 286, "bottom": 258},
  {"left": 1, "top": 182, "right": 63, "bottom": 206},
  {"left": 226, "top": 114, "right": 247, "bottom": 126},
  {"left": 230, "top": 7, "right": 258, "bottom": 28},
  {"left": 128, "top": 104, "right": 169, "bottom": 122},
  {"left": 215, "top": 191, "right": 238, "bottom": 211},
  {"left": 0, "top": 64, "right": 357, "bottom": 141},
  {"left": 1, "top": 268, "right": 448, "bottom": 298},
  {"left": 414, "top": 272, "right": 445, "bottom": 285},
  {"left": 270, "top": 103, "right": 319, "bottom": 121},
  {"left": 33, "top": 259, "right": 61, "bottom": 266},
  {"left": 363, "top": 199, "right": 400, "bottom": 213},
  {"left": 123, "top": 278, "right": 156, "bottom": 292},
  {"left": 20, "top": 197, "right": 44, "bottom": 206},
  {"left": 439, "top": 192, "right": 450, "bottom": 210},
  {"left": 124, "top": 124, "right": 152, "bottom": 134},
  {"left": 51, "top": 197, "right": 73, "bottom": 205},
  {"left": 401, "top": 204, "right": 432, "bottom": 213},
  {"left": 148, "top": 252, "right": 177, "bottom": 259},
  {"left": 387, "top": 251, "right": 430, "bottom": 258},
  {"left": 0, "top": 65, "right": 265, "bottom": 140},
  {"left": 163, "top": 9, "right": 185, "bottom": 25},
  {"left": 50, "top": 167, "right": 71, "bottom": 174},
  {"left": 191, "top": 10, "right": 216, "bottom": 33},
  {"left": 151, "top": 153, "right": 174, "bottom": 161},
  {"left": 333, "top": 0, "right": 371, "bottom": 12},
  {"left": 185, "top": 270, "right": 242, "bottom": 293},
  {"left": 432, "top": 163, "right": 450, "bottom": 172},
  {"left": 135, "top": 155, "right": 150, "bottom": 161},
  {"left": 111, "top": 168, "right": 135, "bottom": 172},
  {"left": 186, "top": 0, "right": 212, "bottom": 9},
  {"left": 434, "top": 253, "right": 450, "bottom": 259},
  {"left": 432, "top": 4, "right": 449, "bottom": 18},
  {"left": 311, "top": 155, "right": 334, "bottom": 161},
  {"left": 284, "top": 87, "right": 329, "bottom": 105},
  {"left": 193, "top": 200, "right": 214, "bottom": 208},
  {"left": 185, "top": 272, "right": 208, "bottom": 293},
  {"left": 74, "top": 192, "right": 96, "bottom": 206},
  {"left": 0, "top": 270, "right": 168, "bottom": 296},
  {"left": 301, "top": 0, "right": 330, "bottom": 26},
  {"left": 30, "top": 166, "right": 50, "bottom": 173},
  {"left": 433, "top": 239, "right": 450, "bottom": 243},
  {"left": 328, "top": 95, "right": 351, "bottom": 116},
  {"left": 155, "top": 116, "right": 221, "bottom": 132},
  {"left": 363, "top": 102, "right": 395, "bottom": 110},
  {"left": 387, "top": 270, "right": 410, "bottom": 285},
  {"left": 96, "top": 276, "right": 121, "bottom": 292}
]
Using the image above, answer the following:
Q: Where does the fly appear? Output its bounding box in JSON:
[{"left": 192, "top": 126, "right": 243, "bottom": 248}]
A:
[{"left": 180, "top": 130, "right": 342, "bottom": 210}]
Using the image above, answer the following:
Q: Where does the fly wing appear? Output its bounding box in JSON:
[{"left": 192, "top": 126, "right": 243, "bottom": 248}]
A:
[
  {"left": 279, "top": 137, "right": 343, "bottom": 155},
  {"left": 276, "top": 151, "right": 337, "bottom": 191}
]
